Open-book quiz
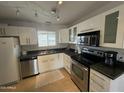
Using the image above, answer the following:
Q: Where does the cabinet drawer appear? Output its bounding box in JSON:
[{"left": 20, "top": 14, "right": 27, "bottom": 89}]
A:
[
  {"left": 90, "top": 69, "right": 110, "bottom": 92},
  {"left": 90, "top": 69, "right": 110, "bottom": 83},
  {"left": 90, "top": 78, "right": 106, "bottom": 92},
  {"left": 38, "top": 55, "right": 51, "bottom": 63}
]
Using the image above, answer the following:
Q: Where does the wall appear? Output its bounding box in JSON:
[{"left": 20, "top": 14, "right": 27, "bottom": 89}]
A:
[
  {"left": 21, "top": 43, "right": 68, "bottom": 51},
  {"left": 78, "top": 4, "right": 124, "bottom": 49},
  {"left": 0, "top": 20, "right": 67, "bottom": 31},
  {"left": 69, "top": 43, "right": 124, "bottom": 62}
]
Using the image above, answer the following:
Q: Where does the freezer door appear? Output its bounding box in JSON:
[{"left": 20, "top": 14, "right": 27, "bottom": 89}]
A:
[{"left": 0, "top": 38, "right": 20, "bottom": 85}]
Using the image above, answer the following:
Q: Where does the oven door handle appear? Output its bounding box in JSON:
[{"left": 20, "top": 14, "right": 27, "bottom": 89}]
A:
[{"left": 72, "top": 59, "right": 88, "bottom": 71}]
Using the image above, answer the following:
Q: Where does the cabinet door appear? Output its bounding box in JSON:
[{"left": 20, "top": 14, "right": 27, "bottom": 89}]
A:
[
  {"left": 69, "top": 26, "right": 77, "bottom": 43},
  {"left": 5, "top": 26, "right": 19, "bottom": 36},
  {"left": 19, "top": 27, "right": 37, "bottom": 45},
  {"left": 73, "top": 27, "right": 77, "bottom": 42},
  {"left": 59, "top": 29, "right": 69, "bottom": 43},
  {"left": 58, "top": 53, "right": 64, "bottom": 68},
  {"left": 104, "top": 11, "right": 119, "bottom": 43},
  {"left": 90, "top": 69, "right": 110, "bottom": 92},
  {"left": 19, "top": 30, "right": 29, "bottom": 45},
  {"left": 0, "top": 28, "right": 4, "bottom": 36},
  {"left": 38, "top": 55, "right": 51, "bottom": 73},
  {"left": 38, "top": 54, "right": 59, "bottom": 73},
  {"left": 28, "top": 29, "right": 38, "bottom": 45},
  {"left": 63, "top": 54, "right": 71, "bottom": 74}
]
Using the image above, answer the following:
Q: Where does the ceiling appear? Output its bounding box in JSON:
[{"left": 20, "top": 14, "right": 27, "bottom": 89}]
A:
[{"left": 0, "top": 1, "right": 123, "bottom": 26}]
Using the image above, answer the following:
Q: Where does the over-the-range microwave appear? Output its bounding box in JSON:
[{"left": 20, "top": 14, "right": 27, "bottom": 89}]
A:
[{"left": 77, "top": 30, "right": 100, "bottom": 47}]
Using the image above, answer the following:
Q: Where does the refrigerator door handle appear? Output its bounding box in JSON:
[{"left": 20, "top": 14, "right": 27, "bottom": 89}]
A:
[
  {"left": 29, "top": 38, "right": 30, "bottom": 45},
  {"left": 3, "top": 28, "right": 6, "bottom": 35},
  {"left": 26, "top": 38, "right": 28, "bottom": 45}
]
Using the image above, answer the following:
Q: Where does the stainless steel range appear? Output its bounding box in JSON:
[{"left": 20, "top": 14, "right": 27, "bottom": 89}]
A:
[{"left": 71, "top": 48, "right": 104, "bottom": 92}]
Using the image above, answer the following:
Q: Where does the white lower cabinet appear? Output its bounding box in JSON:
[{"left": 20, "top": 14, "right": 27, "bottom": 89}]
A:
[
  {"left": 90, "top": 69, "right": 124, "bottom": 92},
  {"left": 38, "top": 53, "right": 63, "bottom": 73},
  {"left": 63, "top": 53, "right": 72, "bottom": 74},
  {"left": 37, "top": 53, "right": 72, "bottom": 74}
]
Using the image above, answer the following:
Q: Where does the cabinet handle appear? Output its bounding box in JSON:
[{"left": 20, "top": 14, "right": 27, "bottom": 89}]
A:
[
  {"left": 3, "top": 28, "right": 4, "bottom": 35},
  {"left": 1, "top": 28, "right": 4, "bottom": 35},
  {"left": 29, "top": 38, "right": 30, "bottom": 45},
  {"left": 49, "top": 58, "right": 54, "bottom": 62},
  {"left": 3, "top": 28, "right": 6, "bottom": 35},
  {"left": 42, "top": 60, "right": 48, "bottom": 63},
  {"left": 26, "top": 38, "right": 28, "bottom": 44},
  {"left": 0, "top": 29, "right": 2, "bottom": 35}
]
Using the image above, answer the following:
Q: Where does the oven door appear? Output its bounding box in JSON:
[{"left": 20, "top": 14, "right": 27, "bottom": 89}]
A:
[{"left": 71, "top": 59, "right": 89, "bottom": 92}]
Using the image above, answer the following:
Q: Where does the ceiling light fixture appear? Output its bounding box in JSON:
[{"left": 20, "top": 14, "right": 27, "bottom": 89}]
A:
[
  {"left": 35, "top": 11, "right": 38, "bottom": 17},
  {"left": 58, "top": 1, "right": 63, "bottom": 5},
  {"left": 51, "top": 9, "right": 56, "bottom": 14},
  {"left": 57, "top": 16, "right": 60, "bottom": 21},
  {"left": 16, "top": 8, "right": 20, "bottom": 16}
]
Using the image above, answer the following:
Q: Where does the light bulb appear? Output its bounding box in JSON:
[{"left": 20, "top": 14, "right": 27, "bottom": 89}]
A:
[
  {"left": 58, "top": 1, "right": 63, "bottom": 5},
  {"left": 57, "top": 16, "right": 60, "bottom": 21},
  {"left": 35, "top": 11, "right": 38, "bottom": 17},
  {"left": 16, "top": 9, "right": 20, "bottom": 16}
]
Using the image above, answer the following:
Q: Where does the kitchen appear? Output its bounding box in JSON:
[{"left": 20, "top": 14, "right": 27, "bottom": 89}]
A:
[{"left": 0, "top": 1, "right": 124, "bottom": 92}]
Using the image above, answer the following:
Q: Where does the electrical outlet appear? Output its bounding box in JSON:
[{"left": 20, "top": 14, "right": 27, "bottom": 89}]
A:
[{"left": 118, "top": 55, "right": 124, "bottom": 62}]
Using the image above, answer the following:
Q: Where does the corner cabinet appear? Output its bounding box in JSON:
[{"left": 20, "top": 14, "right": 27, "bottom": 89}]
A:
[
  {"left": 63, "top": 53, "right": 72, "bottom": 74},
  {"left": 68, "top": 25, "right": 78, "bottom": 44},
  {"left": 90, "top": 69, "right": 124, "bottom": 92},
  {"left": 19, "top": 27, "right": 38, "bottom": 45}
]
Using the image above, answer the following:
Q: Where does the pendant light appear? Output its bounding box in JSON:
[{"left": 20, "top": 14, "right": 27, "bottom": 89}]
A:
[
  {"left": 16, "top": 8, "right": 20, "bottom": 16},
  {"left": 57, "top": 16, "right": 60, "bottom": 21},
  {"left": 58, "top": 1, "right": 63, "bottom": 5}
]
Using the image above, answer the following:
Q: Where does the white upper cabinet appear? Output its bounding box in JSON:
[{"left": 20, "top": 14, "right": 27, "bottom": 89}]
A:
[
  {"left": 19, "top": 27, "right": 38, "bottom": 45},
  {"left": 0, "top": 26, "right": 38, "bottom": 45},
  {"left": 68, "top": 24, "right": 78, "bottom": 44},
  {"left": 59, "top": 28, "right": 69, "bottom": 43},
  {"left": 78, "top": 15, "right": 103, "bottom": 34},
  {"left": 5, "top": 26, "right": 20, "bottom": 36},
  {"left": 0, "top": 25, "right": 7, "bottom": 36}
]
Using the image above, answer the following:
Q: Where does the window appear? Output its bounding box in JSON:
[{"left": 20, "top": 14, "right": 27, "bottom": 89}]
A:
[{"left": 38, "top": 31, "right": 56, "bottom": 47}]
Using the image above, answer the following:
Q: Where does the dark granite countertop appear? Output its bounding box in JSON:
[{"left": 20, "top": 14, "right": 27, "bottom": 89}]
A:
[
  {"left": 20, "top": 48, "right": 124, "bottom": 80},
  {"left": 20, "top": 48, "right": 77, "bottom": 61},
  {"left": 90, "top": 62, "right": 124, "bottom": 80}
]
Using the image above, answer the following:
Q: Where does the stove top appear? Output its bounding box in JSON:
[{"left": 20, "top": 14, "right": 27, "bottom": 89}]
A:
[
  {"left": 71, "top": 48, "right": 105, "bottom": 67},
  {"left": 71, "top": 55, "right": 95, "bottom": 67}
]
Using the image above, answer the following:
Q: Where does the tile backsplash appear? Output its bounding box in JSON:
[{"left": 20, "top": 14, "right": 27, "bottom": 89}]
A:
[
  {"left": 69, "top": 43, "right": 124, "bottom": 62},
  {"left": 21, "top": 43, "right": 68, "bottom": 52},
  {"left": 21, "top": 42, "right": 124, "bottom": 62}
]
